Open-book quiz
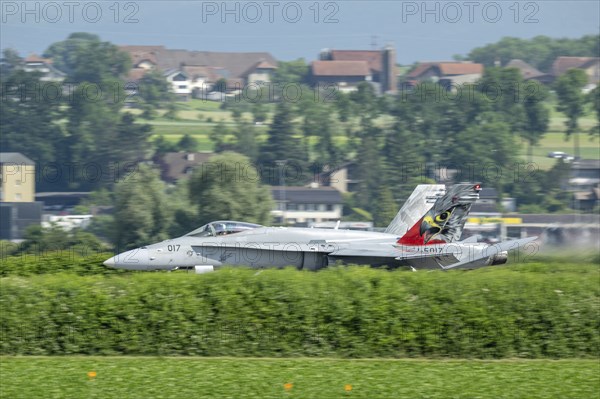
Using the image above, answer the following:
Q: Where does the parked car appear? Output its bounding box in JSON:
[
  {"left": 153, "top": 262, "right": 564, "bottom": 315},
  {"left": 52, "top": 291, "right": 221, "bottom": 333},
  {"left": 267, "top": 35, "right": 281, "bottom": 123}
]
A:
[{"left": 548, "top": 151, "right": 568, "bottom": 159}]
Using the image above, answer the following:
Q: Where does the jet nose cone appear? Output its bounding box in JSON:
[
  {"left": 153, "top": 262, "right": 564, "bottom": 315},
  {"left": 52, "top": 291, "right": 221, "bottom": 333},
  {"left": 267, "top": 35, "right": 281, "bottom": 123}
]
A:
[{"left": 103, "top": 256, "right": 116, "bottom": 267}]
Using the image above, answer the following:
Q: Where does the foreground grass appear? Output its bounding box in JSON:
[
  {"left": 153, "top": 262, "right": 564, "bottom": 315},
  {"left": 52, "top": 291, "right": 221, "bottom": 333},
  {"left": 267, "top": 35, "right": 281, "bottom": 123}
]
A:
[{"left": 1, "top": 357, "right": 598, "bottom": 399}]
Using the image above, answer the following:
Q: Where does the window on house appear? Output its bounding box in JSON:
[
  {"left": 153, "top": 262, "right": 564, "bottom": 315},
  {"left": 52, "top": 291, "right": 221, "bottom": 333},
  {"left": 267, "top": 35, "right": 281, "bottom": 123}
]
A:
[
  {"left": 178, "top": 85, "right": 187, "bottom": 89},
  {"left": 15, "top": 193, "right": 22, "bottom": 200},
  {"left": 327, "top": 204, "right": 334, "bottom": 211},
  {"left": 15, "top": 180, "right": 21, "bottom": 186},
  {"left": 306, "top": 204, "right": 315, "bottom": 211}
]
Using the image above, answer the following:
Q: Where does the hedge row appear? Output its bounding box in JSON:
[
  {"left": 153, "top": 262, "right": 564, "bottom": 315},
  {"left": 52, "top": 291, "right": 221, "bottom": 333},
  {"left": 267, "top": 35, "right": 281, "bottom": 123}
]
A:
[
  {"left": 0, "top": 251, "right": 123, "bottom": 277},
  {"left": 1, "top": 264, "right": 598, "bottom": 358}
]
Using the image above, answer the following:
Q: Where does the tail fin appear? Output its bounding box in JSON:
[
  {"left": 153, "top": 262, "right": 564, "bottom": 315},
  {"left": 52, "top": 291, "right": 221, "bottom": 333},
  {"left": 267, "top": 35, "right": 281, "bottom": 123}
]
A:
[
  {"left": 385, "top": 185, "right": 445, "bottom": 236},
  {"left": 398, "top": 183, "right": 481, "bottom": 246}
]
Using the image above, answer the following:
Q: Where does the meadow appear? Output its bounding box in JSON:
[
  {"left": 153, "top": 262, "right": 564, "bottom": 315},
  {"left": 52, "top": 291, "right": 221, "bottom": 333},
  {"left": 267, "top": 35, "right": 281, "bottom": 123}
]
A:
[
  {"left": 1, "top": 357, "right": 598, "bottom": 399},
  {"left": 131, "top": 99, "right": 599, "bottom": 169}
]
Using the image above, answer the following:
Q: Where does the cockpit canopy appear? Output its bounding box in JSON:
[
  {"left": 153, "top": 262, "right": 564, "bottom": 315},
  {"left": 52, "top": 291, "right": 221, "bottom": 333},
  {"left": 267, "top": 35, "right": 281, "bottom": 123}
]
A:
[{"left": 184, "top": 221, "right": 262, "bottom": 238}]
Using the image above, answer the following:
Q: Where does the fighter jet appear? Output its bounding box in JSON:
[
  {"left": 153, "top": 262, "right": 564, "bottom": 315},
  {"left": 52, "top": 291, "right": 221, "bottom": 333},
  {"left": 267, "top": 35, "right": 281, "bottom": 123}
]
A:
[{"left": 104, "top": 184, "right": 537, "bottom": 273}]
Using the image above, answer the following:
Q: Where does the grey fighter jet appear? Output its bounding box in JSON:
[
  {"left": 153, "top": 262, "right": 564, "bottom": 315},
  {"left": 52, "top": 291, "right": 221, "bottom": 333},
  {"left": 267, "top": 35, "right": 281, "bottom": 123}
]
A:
[{"left": 104, "top": 184, "right": 537, "bottom": 273}]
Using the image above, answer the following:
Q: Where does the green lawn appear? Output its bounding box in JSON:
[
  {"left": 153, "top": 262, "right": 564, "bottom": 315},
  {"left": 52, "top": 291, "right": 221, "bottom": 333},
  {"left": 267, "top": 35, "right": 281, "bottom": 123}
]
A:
[
  {"left": 127, "top": 99, "right": 598, "bottom": 169},
  {"left": 1, "top": 357, "right": 597, "bottom": 399}
]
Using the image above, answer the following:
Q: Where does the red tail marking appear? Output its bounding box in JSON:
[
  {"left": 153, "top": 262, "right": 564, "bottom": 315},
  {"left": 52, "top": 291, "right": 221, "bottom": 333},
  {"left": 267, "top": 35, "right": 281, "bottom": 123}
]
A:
[{"left": 398, "top": 217, "right": 445, "bottom": 246}]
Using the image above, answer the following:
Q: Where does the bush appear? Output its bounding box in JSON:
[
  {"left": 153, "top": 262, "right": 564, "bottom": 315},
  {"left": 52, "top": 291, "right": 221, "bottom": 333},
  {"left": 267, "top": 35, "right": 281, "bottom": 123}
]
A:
[
  {"left": 0, "top": 251, "right": 122, "bottom": 277},
  {"left": 1, "top": 264, "right": 598, "bottom": 358}
]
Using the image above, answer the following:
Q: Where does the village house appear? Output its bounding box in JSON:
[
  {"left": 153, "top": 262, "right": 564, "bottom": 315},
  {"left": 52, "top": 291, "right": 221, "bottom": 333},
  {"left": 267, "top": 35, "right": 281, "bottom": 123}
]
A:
[
  {"left": 404, "top": 61, "right": 484, "bottom": 89},
  {"left": 505, "top": 59, "right": 554, "bottom": 84},
  {"left": 551, "top": 56, "right": 600, "bottom": 86},
  {"left": 119, "top": 45, "right": 278, "bottom": 98},
  {"left": 0, "top": 152, "right": 42, "bottom": 240},
  {"left": 311, "top": 46, "right": 397, "bottom": 94},
  {"left": 23, "top": 54, "right": 66, "bottom": 82},
  {"left": 271, "top": 184, "right": 343, "bottom": 225}
]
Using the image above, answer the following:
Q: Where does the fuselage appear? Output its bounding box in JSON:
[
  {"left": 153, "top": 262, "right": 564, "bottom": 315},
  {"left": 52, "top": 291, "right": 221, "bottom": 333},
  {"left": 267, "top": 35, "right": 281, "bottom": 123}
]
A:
[
  {"left": 104, "top": 225, "right": 510, "bottom": 271},
  {"left": 104, "top": 226, "right": 399, "bottom": 271}
]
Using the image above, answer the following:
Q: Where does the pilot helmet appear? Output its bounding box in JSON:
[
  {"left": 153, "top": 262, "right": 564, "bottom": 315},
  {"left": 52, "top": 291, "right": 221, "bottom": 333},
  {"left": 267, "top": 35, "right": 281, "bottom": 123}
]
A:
[{"left": 215, "top": 223, "right": 227, "bottom": 232}]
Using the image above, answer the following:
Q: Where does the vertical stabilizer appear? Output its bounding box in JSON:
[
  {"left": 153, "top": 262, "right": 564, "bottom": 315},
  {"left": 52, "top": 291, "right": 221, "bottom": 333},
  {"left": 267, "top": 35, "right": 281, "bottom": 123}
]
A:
[
  {"left": 385, "top": 185, "right": 445, "bottom": 236},
  {"left": 398, "top": 183, "right": 481, "bottom": 246}
]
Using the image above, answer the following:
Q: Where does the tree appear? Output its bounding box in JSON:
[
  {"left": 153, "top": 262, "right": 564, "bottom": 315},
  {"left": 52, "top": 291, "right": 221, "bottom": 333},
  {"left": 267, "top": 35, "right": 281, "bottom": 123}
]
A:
[
  {"left": 589, "top": 86, "right": 600, "bottom": 136},
  {"left": 214, "top": 78, "right": 227, "bottom": 93},
  {"left": 55, "top": 35, "right": 151, "bottom": 189},
  {"left": 272, "top": 59, "right": 309, "bottom": 85},
  {"left": 447, "top": 114, "right": 516, "bottom": 192},
  {"left": 353, "top": 120, "right": 384, "bottom": 213},
  {"left": 154, "top": 135, "right": 178, "bottom": 154},
  {"left": 113, "top": 165, "right": 172, "bottom": 250},
  {"left": 258, "top": 102, "right": 306, "bottom": 184},
  {"left": 251, "top": 102, "right": 268, "bottom": 123},
  {"left": 177, "top": 134, "right": 199, "bottom": 152},
  {"left": 0, "top": 70, "right": 64, "bottom": 175},
  {"left": 138, "top": 69, "right": 173, "bottom": 108},
  {"left": 522, "top": 82, "right": 550, "bottom": 162},
  {"left": 209, "top": 121, "right": 231, "bottom": 153},
  {"left": 0, "top": 48, "right": 23, "bottom": 76},
  {"left": 349, "top": 82, "right": 379, "bottom": 121},
  {"left": 372, "top": 187, "right": 397, "bottom": 227},
  {"left": 43, "top": 32, "right": 102, "bottom": 75},
  {"left": 478, "top": 67, "right": 526, "bottom": 133},
  {"left": 232, "top": 118, "right": 259, "bottom": 161},
  {"left": 188, "top": 152, "right": 273, "bottom": 226},
  {"left": 382, "top": 121, "right": 424, "bottom": 202},
  {"left": 468, "top": 34, "right": 600, "bottom": 72},
  {"left": 555, "top": 68, "right": 588, "bottom": 159}
]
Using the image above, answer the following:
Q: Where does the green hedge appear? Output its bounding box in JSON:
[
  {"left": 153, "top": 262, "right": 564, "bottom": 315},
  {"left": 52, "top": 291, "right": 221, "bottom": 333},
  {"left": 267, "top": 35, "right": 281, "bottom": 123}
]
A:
[
  {"left": 1, "top": 264, "right": 598, "bottom": 358},
  {"left": 0, "top": 251, "right": 123, "bottom": 277}
]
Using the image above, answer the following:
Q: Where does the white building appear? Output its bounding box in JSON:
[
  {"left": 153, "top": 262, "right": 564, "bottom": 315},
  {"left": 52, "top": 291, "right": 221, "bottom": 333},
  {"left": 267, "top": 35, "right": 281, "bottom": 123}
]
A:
[{"left": 271, "top": 185, "right": 343, "bottom": 225}]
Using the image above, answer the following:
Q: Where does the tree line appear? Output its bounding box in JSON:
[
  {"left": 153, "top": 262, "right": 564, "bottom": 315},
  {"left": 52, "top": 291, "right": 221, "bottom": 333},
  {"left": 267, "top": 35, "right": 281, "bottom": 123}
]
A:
[{"left": 1, "top": 32, "right": 599, "bottom": 249}]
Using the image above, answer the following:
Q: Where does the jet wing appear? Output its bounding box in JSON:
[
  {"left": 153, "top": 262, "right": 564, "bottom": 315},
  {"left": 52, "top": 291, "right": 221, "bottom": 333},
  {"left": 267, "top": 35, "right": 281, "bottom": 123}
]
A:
[{"left": 440, "top": 236, "right": 538, "bottom": 270}]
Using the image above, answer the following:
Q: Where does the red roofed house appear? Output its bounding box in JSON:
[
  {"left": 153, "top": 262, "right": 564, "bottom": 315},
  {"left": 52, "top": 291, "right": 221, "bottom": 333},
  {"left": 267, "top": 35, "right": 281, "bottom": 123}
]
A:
[
  {"left": 405, "top": 61, "right": 483, "bottom": 88},
  {"left": 23, "top": 54, "right": 66, "bottom": 82},
  {"left": 552, "top": 57, "right": 600, "bottom": 85},
  {"left": 311, "top": 60, "right": 372, "bottom": 93},
  {"left": 312, "top": 46, "right": 397, "bottom": 94},
  {"left": 505, "top": 59, "right": 554, "bottom": 84}
]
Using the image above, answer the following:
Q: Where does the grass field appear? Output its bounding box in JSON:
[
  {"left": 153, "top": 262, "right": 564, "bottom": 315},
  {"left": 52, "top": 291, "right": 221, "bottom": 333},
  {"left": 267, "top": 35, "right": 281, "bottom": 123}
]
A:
[
  {"left": 131, "top": 99, "right": 599, "bottom": 169},
  {"left": 1, "top": 357, "right": 598, "bottom": 399}
]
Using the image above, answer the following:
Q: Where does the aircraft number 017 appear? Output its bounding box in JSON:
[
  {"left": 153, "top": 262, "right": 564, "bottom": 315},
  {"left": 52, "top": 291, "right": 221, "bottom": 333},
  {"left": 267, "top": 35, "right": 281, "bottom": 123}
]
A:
[{"left": 167, "top": 245, "right": 180, "bottom": 252}]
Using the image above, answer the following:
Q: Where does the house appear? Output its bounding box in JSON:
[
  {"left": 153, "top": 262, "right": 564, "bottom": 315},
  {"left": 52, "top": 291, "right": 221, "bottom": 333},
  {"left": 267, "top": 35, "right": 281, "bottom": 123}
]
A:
[
  {"left": 314, "top": 46, "right": 397, "bottom": 93},
  {"left": 154, "top": 152, "right": 214, "bottom": 184},
  {"left": 0, "top": 152, "right": 35, "bottom": 203},
  {"left": 405, "top": 61, "right": 483, "bottom": 89},
  {"left": 22, "top": 54, "right": 66, "bottom": 82},
  {"left": 242, "top": 59, "right": 277, "bottom": 85},
  {"left": 552, "top": 56, "right": 600, "bottom": 85},
  {"left": 311, "top": 60, "right": 372, "bottom": 93},
  {"left": 569, "top": 159, "right": 600, "bottom": 192},
  {"left": 163, "top": 69, "right": 192, "bottom": 100},
  {"left": 569, "top": 160, "right": 600, "bottom": 199},
  {"left": 271, "top": 184, "right": 343, "bottom": 225},
  {"left": 0, "top": 152, "right": 42, "bottom": 240},
  {"left": 505, "top": 59, "right": 553, "bottom": 84},
  {"left": 119, "top": 45, "right": 278, "bottom": 91},
  {"left": 316, "top": 162, "right": 360, "bottom": 193}
]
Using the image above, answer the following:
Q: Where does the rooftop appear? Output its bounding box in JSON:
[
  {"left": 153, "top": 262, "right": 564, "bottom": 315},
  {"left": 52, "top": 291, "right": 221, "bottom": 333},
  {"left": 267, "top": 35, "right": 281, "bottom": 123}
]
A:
[
  {"left": 0, "top": 152, "right": 35, "bottom": 165},
  {"left": 271, "top": 186, "right": 343, "bottom": 204},
  {"left": 311, "top": 60, "right": 371, "bottom": 77}
]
